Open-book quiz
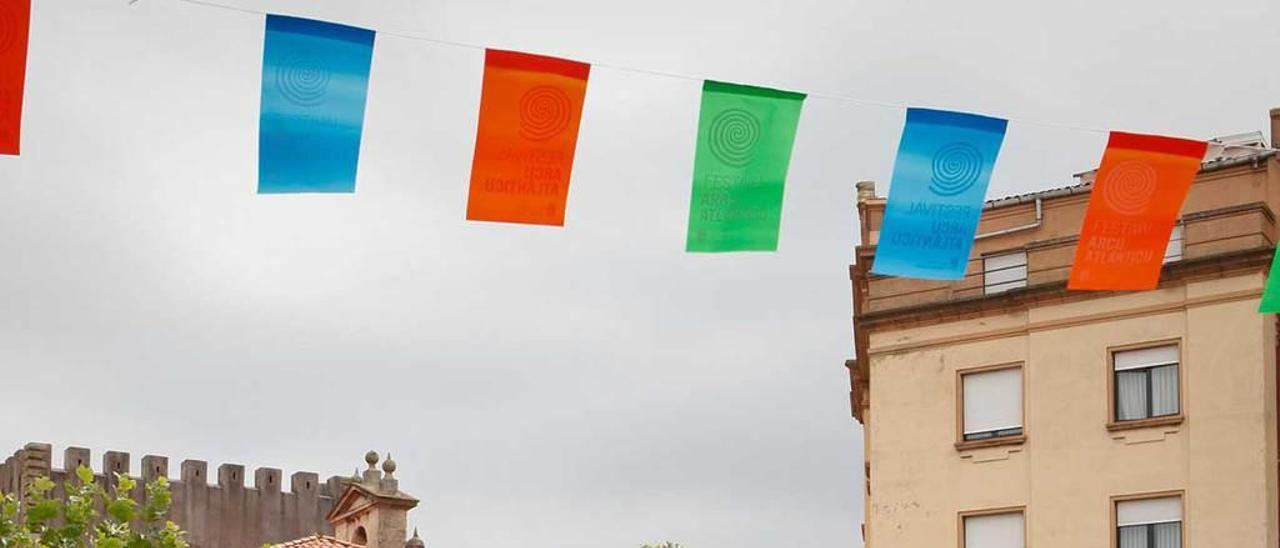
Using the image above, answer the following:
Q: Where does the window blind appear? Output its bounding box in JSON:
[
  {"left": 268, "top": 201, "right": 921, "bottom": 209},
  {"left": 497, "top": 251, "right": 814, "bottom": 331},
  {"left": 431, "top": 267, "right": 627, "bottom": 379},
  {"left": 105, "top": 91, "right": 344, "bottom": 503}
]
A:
[
  {"left": 964, "top": 512, "right": 1025, "bottom": 548},
  {"left": 1163, "top": 224, "right": 1184, "bottom": 263},
  {"left": 1114, "top": 345, "right": 1178, "bottom": 372},
  {"left": 963, "top": 368, "right": 1023, "bottom": 435},
  {"left": 1117, "top": 497, "right": 1181, "bottom": 527}
]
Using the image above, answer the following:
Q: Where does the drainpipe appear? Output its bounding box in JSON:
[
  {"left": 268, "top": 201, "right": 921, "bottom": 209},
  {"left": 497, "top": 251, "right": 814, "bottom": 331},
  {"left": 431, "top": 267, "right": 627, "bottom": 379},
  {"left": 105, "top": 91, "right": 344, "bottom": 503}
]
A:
[{"left": 975, "top": 198, "right": 1043, "bottom": 240}]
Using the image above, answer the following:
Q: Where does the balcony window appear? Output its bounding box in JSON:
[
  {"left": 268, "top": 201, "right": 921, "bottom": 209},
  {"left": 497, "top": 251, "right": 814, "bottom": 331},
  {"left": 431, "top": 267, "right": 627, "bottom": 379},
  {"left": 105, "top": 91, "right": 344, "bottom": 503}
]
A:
[{"left": 984, "top": 251, "right": 1027, "bottom": 295}]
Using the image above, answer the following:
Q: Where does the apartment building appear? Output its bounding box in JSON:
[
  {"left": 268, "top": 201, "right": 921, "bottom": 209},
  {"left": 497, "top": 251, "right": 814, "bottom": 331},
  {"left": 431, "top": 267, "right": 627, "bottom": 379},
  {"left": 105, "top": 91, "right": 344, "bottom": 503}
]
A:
[{"left": 846, "top": 111, "right": 1280, "bottom": 548}]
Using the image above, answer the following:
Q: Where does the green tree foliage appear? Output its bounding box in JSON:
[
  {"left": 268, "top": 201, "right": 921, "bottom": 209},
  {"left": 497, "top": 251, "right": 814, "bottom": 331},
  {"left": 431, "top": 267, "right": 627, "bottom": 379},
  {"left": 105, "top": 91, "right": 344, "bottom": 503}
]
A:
[{"left": 0, "top": 466, "right": 188, "bottom": 548}]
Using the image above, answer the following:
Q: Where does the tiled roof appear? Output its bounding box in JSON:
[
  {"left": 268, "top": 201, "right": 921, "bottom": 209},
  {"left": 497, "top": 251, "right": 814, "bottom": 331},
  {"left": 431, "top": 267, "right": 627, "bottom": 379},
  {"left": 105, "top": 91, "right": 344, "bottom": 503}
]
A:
[
  {"left": 273, "top": 534, "right": 365, "bottom": 548},
  {"left": 983, "top": 146, "right": 1276, "bottom": 211},
  {"left": 984, "top": 182, "right": 1089, "bottom": 210}
]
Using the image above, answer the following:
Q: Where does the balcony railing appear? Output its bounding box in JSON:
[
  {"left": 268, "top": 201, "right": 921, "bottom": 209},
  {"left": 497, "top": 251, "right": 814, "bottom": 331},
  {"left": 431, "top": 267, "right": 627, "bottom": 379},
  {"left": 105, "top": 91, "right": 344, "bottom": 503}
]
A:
[{"left": 860, "top": 203, "right": 1274, "bottom": 315}]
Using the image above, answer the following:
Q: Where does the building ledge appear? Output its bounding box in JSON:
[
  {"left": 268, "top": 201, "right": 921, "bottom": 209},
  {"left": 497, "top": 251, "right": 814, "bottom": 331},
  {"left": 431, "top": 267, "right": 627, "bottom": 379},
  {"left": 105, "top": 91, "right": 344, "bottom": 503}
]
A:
[
  {"left": 857, "top": 246, "right": 1273, "bottom": 330},
  {"left": 1107, "top": 415, "right": 1184, "bottom": 433},
  {"left": 954, "top": 434, "right": 1026, "bottom": 452}
]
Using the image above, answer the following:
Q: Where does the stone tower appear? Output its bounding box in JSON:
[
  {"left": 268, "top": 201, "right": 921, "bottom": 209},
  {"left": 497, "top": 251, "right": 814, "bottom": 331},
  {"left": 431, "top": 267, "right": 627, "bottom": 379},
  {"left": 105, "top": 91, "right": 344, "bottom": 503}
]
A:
[{"left": 327, "top": 451, "right": 420, "bottom": 548}]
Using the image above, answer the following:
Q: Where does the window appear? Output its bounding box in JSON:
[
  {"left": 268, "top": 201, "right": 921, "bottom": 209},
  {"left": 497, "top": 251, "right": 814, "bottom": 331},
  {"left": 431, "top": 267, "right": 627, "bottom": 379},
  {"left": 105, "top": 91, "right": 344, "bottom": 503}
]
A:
[
  {"left": 984, "top": 252, "right": 1027, "bottom": 295},
  {"left": 1116, "top": 496, "right": 1181, "bottom": 548},
  {"left": 1163, "top": 224, "right": 1184, "bottom": 264},
  {"left": 1113, "top": 345, "right": 1180, "bottom": 422},
  {"left": 963, "top": 511, "right": 1025, "bottom": 548},
  {"left": 961, "top": 366, "right": 1023, "bottom": 442}
]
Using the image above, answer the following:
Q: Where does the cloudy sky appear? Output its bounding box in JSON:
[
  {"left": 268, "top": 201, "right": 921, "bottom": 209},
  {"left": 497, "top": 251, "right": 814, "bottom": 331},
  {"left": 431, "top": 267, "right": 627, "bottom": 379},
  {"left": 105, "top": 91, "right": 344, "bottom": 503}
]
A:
[{"left": 2, "top": 1, "right": 1278, "bottom": 547}]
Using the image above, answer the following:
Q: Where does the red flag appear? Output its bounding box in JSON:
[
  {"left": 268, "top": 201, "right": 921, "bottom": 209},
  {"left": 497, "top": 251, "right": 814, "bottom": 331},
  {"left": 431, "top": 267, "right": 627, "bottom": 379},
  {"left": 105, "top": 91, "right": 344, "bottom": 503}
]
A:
[
  {"left": 0, "top": 0, "right": 29, "bottom": 155},
  {"left": 466, "top": 49, "right": 590, "bottom": 226},
  {"left": 1068, "top": 132, "right": 1208, "bottom": 290}
]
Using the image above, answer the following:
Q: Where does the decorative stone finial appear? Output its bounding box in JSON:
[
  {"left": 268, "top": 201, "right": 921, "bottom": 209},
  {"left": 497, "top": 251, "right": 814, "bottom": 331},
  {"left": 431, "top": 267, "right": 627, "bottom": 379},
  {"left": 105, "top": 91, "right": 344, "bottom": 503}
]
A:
[
  {"left": 362, "top": 451, "right": 384, "bottom": 485},
  {"left": 382, "top": 453, "right": 397, "bottom": 476},
  {"left": 856, "top": 180, "right": 878, "bottom": 202},
  {"left": 405, "top": 527, "right": 425, "bottom": 548}
]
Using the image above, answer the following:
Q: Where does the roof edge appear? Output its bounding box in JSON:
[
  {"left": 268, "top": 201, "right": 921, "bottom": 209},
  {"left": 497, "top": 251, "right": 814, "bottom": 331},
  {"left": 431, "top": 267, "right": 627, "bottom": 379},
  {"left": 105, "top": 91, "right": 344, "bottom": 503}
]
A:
[{"left": 983, "top": 150, "right": 1275, "bottom": 211}]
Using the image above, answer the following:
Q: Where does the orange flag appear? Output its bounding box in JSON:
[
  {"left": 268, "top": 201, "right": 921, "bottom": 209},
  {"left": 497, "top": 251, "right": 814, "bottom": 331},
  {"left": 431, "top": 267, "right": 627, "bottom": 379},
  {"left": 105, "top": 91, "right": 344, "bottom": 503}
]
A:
[
  {"left": 0, "top": 0, "right": 31, "bottom": 155},
  {"left": 466, "top": 49, "right": 590, "bottom": 226},
  {"left": 1068, "top": 132, "right": 1207, "bottom": 291}
]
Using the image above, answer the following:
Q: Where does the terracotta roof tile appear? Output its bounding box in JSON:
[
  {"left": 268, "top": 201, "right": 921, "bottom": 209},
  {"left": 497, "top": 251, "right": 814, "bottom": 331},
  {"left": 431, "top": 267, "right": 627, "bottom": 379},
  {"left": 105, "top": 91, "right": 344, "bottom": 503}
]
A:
[{"left": 273, "top": 534, "right": 365, "bottom": 548}]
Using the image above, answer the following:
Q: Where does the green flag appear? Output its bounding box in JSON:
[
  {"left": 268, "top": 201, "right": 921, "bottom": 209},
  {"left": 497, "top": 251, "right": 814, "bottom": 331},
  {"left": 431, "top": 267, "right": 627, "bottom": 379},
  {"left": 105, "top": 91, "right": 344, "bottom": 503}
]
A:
[
  {"left": 686, "top": 81, "right": 805, "bottom": 252},
  {"left": 1260, "top": 245, "right": 1280, "bottom": 313}
]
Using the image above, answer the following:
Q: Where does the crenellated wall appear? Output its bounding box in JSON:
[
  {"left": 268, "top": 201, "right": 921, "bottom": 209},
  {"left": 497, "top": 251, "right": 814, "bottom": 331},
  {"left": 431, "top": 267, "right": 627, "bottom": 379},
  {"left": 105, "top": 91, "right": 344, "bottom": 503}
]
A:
[{"left": 0, "top": 442, "right": 351, "bottom": 548}]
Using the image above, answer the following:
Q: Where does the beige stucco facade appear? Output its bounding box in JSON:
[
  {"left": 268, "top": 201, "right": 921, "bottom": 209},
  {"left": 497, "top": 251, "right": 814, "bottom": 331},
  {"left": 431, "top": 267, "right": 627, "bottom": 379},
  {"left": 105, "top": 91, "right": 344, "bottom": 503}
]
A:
[{"left": 848, "top": 112, "right": 1280, "bottom": 547}]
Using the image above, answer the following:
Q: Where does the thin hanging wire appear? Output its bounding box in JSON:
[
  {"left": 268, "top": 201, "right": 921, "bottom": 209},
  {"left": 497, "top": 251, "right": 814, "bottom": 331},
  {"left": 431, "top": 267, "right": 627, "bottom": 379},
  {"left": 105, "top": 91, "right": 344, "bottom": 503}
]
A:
[{"left": 147, "top": 0, "right": 1273, "bottom": 152}]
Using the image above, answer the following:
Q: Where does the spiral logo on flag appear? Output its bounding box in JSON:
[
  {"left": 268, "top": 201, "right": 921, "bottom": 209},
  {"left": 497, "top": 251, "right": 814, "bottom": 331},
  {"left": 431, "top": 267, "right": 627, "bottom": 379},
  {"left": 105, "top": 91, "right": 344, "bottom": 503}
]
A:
[
  {"left": 929, "top": 142, "right": 985, "bottom": 196},
  {"left": 1101, "top": 161, "right": 1158, "bottom": 215},
  {"left": 275, "top": 54, "right": 331, "bottom": 107},
  {"left": 708, "top": 109, "right": 761, "bottom": 167},
  {"left": 519, "top": 86, "right": 573, "bottom": 141}
]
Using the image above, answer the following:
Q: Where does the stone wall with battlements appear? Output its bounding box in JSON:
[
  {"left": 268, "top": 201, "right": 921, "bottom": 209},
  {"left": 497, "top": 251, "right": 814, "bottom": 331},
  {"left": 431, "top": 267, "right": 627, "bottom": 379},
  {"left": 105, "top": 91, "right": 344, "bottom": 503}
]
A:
[{"left": 0, "top": 442, "right": 353, "bottom": 548}]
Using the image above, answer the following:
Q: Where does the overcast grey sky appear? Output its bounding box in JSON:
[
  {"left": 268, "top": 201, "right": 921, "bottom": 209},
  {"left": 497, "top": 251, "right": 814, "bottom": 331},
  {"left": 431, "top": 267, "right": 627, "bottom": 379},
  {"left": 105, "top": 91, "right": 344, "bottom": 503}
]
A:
[{"left": 2, "top": 1, "right": 1278, "bottom": 547}]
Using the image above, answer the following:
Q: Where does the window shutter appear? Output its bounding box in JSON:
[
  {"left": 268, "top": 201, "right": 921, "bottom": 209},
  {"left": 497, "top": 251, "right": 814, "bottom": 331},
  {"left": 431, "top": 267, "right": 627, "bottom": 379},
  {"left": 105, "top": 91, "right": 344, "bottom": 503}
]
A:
[
  {"left": 964, "top": 512, "right": 1025, "bottom": 548},
  {"left": 1114, "top": 345, "right": 1178, "bottom": 372},
  {"left": 984, "top": 252, "right": 1027, "bottom": 295},
  {"left": 1117, "top": 497, "right": 1181, "bottom": 527},
  {"left": 963, "top": 368, "right": 1023, "bottom": 435}
]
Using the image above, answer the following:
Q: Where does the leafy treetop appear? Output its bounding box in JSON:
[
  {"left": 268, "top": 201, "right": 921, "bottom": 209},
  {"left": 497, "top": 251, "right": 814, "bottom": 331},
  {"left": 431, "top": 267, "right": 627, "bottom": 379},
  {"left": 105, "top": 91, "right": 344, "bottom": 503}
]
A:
[{"left": 0, "top": 465, "right": 188, "bottom": 548}]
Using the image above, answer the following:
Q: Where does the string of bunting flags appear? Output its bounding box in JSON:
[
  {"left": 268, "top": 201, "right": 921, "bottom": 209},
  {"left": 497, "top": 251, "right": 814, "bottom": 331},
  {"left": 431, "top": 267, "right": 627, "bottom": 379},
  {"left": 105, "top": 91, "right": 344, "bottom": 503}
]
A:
[{"left": 5, "top": 0, "right": 1280, "bottom": 312}]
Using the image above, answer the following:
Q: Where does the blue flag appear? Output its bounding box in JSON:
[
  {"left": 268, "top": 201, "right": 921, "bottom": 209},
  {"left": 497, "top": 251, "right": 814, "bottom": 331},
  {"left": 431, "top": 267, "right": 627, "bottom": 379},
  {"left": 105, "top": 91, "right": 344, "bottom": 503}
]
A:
[
  {"left": 259, "top": 15, "right": 375, "bottom": 193},
  {"left": 871, "top": 108, "right": 1008, "bottom": 280}
]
